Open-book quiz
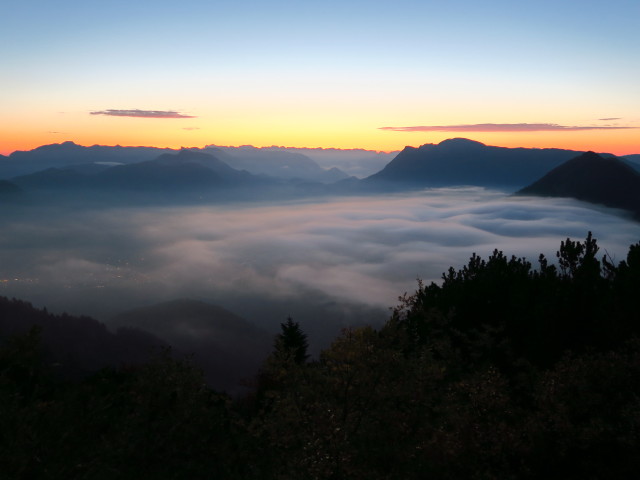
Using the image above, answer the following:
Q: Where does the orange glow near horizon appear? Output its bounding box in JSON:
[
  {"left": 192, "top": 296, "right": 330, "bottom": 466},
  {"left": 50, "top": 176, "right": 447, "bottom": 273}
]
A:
[{"left": 2, "top": 125, "right": 639, "bottom": 157}]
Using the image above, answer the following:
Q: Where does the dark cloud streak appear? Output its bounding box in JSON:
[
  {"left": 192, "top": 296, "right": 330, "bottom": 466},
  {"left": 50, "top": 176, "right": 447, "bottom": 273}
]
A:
[
  {"left": 379, "top": 123, "right": 634, "bottom": 133},
  {"left": 90, "top": 109, "right": 196, "bottom": 119}
]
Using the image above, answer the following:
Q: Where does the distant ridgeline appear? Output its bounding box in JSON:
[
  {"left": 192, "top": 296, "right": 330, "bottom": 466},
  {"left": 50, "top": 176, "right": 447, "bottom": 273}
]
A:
[
  {"left": 0, "top": 141, "right": 353, "bottom": 183},
  {"left": 2, "top": 139, "right": 640, "bottom": 220},
  {"left": 2, "top": 233, "right": 640, "bottom": 478}
]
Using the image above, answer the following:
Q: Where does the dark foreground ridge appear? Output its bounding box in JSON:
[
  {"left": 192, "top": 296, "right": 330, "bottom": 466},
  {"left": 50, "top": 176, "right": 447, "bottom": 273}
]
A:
[{"left": 2, "top": 233, "right": 640, "bottom": 478}]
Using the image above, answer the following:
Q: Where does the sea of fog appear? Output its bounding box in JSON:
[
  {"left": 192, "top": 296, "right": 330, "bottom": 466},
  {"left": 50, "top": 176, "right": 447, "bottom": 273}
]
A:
[{"left": 2, "top": 187, "right": 639, "bottom": 343}]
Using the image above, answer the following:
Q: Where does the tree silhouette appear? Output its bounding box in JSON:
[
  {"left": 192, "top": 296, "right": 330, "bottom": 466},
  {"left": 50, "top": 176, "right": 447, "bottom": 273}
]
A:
[{"left": 273, "top": 317, "right": 309, "bottom": 365}]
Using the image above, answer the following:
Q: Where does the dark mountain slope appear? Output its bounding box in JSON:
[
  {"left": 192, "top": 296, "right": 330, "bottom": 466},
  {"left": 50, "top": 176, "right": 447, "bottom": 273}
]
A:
[
  {"left": 12, "top": 150, "right": 270, "bottom": 197},
  {"left": 154, "top": 149, "right": 257, "bottom": 179},
  {"left": 110, "top": 299, "right": 273, "bottom": 392},
  {"left": 8, "top": 149, "right": 332, "bottom": 204},
  {"left": 365, "top": 138, "right": 595, "bottom": 188},
  {"left": 270, "top": 146, "right": 397, "bottom": 178},
  {"left": 517, "top": 151, "right": 640, "bottom": 219},
  {"left": 622, "top": 154, "right": 640, "bottom": 173},
  {"left": 0, "top": 179, "right": 22, "bottom": 196},
  {"left": 0, "top": 296, "right": 165, "bottom": 379},
  {"left": 12, "top": 167, "right": 91, "bottom": 190},
  {"left": 93, "top": 149, "right": 245, "bottom": 191},
  {"left": 0, "top": 295, "right": 273, "bottom": 392}
]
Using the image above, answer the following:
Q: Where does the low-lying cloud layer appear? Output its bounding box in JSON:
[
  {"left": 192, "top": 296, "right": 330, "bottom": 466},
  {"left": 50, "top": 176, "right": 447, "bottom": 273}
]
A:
[
  {"left": 90, "top": 109, "right": 195, "bottom": 119},
  {"left": 379, "top": 123, "right": 634, "bottom": 132},
  {"left": 1, "top": 189, "right": 639, "bottom": 336}
]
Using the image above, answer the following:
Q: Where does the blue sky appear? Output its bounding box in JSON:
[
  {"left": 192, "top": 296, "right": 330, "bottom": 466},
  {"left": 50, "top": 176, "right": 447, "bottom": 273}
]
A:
[{"left": 2, "top": 0, "right": 639, "bottom": 154}]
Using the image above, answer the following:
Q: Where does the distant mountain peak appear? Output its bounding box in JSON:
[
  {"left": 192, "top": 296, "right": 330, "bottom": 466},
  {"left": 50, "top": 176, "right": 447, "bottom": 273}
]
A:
[
  {"left": 577, "top": 151, "right": 606, "bottom": 160},
  {"left": 437, "top": 138, "right": 486, "bottom": 148},
  {"left": 32, "top": 140, "right": 82, "bottom": 152},
  {"left": 173, "top": 149, "right": 216, "bottom": 160}
]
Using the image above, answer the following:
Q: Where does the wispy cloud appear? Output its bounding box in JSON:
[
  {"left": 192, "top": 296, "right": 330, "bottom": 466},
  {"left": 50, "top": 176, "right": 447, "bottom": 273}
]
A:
[
  {"left": 182, "top": 127, "right": 201, "bottom": 131},
  {"left": 379, "top": 123, "right": 634, "bottom": 133},
  {"left": 598, "top": 117, "right": 621, "bottom": 121},
  {"left": 90, "top": 109, "right": 196, "bottom": 119}
]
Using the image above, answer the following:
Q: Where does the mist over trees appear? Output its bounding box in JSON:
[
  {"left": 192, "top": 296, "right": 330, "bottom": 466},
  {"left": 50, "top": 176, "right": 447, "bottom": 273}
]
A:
[{"left": 2, "top": 233, "right": 640, "bottom": 478}]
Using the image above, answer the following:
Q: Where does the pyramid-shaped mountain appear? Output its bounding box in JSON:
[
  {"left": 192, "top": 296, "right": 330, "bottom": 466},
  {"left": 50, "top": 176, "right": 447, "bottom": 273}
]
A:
[
  {"left": 364, "top": 138, "right": 592, "bottom": 188},
  {"left": 517, "top": 152, "right": 640, "bottom": 219},
  {"left": 94, "top": 149, "right": 256, "bottom": 190}
]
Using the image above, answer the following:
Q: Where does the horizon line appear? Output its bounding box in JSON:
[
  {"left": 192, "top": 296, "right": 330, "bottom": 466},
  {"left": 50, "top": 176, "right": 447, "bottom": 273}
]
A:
[
  {"left": 2, "top": 137, "right": 639, "bottom": 157},
  {"left": 1, "top": 140, "right": 401, "bottom": 156}
]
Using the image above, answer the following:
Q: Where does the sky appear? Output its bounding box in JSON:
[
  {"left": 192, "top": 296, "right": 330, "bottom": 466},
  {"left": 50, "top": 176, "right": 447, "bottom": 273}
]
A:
[{"left": 2, "top": 0, "right": 639, "bottom": 155}]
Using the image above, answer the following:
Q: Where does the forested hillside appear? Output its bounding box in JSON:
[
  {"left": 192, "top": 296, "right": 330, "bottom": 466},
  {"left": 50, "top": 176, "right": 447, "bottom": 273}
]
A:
[{"left": 2, "top": 233, "right": 640, "bottom": 479}]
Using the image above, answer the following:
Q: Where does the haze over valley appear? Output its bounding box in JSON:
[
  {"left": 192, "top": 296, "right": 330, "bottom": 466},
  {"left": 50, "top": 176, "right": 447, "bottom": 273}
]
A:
[{"left": 2, "top": 139, "right": 640, "bottom": 375}]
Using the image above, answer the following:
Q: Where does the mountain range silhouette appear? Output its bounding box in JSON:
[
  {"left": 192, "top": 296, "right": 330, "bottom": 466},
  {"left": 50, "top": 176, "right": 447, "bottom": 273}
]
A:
[
  {"left": 3, "top": 138, "right": 640, "bottom": 220},
  {"left": 364, "top": 138, "right": 623, "bottom": 188}
]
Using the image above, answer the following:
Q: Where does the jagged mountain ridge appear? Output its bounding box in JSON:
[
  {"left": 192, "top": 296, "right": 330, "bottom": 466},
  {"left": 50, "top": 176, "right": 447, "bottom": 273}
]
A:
[
  {"left": 1, "top": 141, "right": 349, "bottom": 183},
  {"left": 5, "top": 139, "right": 640, "bottom": 212}
]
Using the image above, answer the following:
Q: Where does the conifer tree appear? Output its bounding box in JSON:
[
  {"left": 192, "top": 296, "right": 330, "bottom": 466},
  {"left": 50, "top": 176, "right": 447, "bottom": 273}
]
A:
[{"left": 274, "top": 317, "right": 309, "bottom": 365}]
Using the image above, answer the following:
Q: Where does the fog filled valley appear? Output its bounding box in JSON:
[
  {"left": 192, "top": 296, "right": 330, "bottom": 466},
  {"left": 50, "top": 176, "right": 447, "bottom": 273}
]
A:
[
  {"left": 3, "top": 140, "right": 640, "bottom": 478},
  {"left": 5, "top": 0, "right": 640, "bottom": 474},
  {"left": 2, "top": 189, "right": 640, "bottom": 316},
  {"left": 3, "top": 139, "right": 640, "bottom": 388}
]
